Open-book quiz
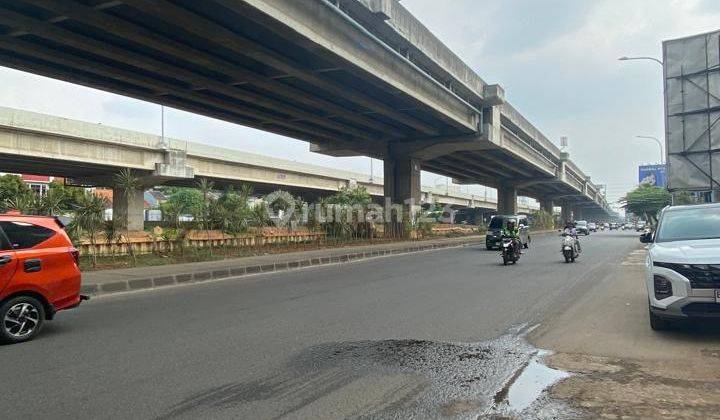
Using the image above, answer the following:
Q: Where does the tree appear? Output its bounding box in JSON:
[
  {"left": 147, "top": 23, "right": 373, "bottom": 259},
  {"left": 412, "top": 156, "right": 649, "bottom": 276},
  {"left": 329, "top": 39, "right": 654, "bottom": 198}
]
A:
[
  {"left": 320, "top": 186, "right": 373, "bottom": 239},
  {"left": 69, "top": 192, "right": 108, "bottom": 268},
  {"left": 160, "top": 187, "right": 204, "bottom": 223},
  {"left": 0, "top": 174, "right": 33, "bottom": 212},
  {"left": 113, "top": 168, "right": 142, "bottom": 264},
  {"left": 212, "top": 185, "right": 253, "bottom": 235},
  {"left": 195, "top": 178, "right": 215, "bottom": 254},
  {"left": 531, "top": 209, "right": 555, "bottom": 230},
  {"left": 620, "top": 184, "right": 671, "bottom": 224},
  {"left": 4, "top": 193, "right": 36, "bottom": 214},
  {"left": 47, "top": 181, "right": 85, "bottom": 212}
]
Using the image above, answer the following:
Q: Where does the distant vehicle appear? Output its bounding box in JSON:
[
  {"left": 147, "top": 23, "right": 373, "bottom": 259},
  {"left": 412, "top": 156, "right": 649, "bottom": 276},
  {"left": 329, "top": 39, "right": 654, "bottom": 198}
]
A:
[
  {"left": 588, "top": 222, "right": 597, "bottom": 232},
  {"left": 575, "top": 220, "right": 590, "bottom": 235},
  {"left": 641, "top": 203, "right": 720, "bottom": 330},
  {"left": 609, "top": 222, "right": 618, "bottom": 230},
  {"left": 636, "top": 221, "right": 647, "bottom": 232},
  {"left": 485, "top": 215, "right": 530, "bottom": 250},
  {"left": 0, "top": 214, "right": 85, "bottom": 344},
  {"left": 603, "top": 223, "right": 610, "bottom": 230}
]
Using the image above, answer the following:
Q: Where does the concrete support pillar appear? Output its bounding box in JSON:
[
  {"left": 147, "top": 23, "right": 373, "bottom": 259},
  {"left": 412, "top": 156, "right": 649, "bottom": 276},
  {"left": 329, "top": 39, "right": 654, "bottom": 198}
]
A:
[
  {"left": 383, "top": 156, "right": 421, "bottom": 205},
  {"left": 113, "top": 187, "right": 145, "bottom": 231},
  {"left": 383, "top": 156, "right": 421, "bottom": 237},
  {"left": 497, "top": 183, "right": 517, "bottom": 214},
  {"left": 539, "top": 198, "right": 554, "bottom": 214},
  {"left": 573, "top": 206, "right": 584, "bottom": 221},
  {"left": 560, "top": 202, "right": 572, "bottom": 223}
]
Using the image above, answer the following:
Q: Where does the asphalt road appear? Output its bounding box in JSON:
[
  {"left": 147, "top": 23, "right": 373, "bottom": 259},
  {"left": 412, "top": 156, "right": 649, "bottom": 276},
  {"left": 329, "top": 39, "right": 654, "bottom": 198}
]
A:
[{"left": 0, "top": 230, "right": 640, "bottom": 419}]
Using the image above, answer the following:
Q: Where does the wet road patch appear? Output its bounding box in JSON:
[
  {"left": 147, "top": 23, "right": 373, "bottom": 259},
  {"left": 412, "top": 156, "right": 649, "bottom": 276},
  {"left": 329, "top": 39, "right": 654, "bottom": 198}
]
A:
[{"left": 162, "top": 327, "right": 574, "bottom": 418}]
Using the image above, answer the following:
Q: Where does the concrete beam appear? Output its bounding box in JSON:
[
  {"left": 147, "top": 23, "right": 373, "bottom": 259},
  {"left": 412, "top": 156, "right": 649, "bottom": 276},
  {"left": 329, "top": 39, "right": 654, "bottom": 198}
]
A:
[
  {"left": 387, "top": 134, "right": 493, "bottom": 160},
  {"left": 233, "top": 0, "right": 479, "bottom": 132}
]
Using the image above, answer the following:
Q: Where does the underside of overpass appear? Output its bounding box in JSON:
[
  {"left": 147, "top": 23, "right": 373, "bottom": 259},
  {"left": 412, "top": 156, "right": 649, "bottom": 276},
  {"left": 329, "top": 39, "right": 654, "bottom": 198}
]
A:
[
  {"left": 0, "top": 0, "right": 474, "bottom": 145},
  {"left": 0, "top": 0, "right": 610, "bottom": 225}
]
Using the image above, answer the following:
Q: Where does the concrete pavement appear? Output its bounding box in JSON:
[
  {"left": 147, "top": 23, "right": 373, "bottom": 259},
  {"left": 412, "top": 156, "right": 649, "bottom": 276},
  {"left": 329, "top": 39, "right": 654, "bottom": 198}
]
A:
[
  {"left": 0, "top": 230, "right": 640, "bottom": 419},
  {"left": 531, "top": 242, "right": 720, "bottom": 419}
]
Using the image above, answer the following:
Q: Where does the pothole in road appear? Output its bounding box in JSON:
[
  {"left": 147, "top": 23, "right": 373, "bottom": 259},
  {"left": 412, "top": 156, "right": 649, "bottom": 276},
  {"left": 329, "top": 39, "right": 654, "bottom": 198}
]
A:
[{"left": 164, "top": 325, "right": 574, "bottom": 419}]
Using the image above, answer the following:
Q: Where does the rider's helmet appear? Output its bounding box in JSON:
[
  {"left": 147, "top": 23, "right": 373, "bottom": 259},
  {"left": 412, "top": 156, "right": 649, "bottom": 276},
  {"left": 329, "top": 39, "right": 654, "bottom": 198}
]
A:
[{"left": 565, "top": 220, "right": 574, "bottom": 229}]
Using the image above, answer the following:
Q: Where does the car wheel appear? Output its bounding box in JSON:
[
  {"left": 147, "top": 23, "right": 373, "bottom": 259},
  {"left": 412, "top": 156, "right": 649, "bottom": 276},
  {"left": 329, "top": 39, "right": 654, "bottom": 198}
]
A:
[
  {"left": 486, "top": 245, "right": 493, "bottom": 251},
  {"left": 649, "top": 306, "right": 671, "bottom": 331},
  {"left": 0, "top": 296, "right": 46, "bottom": 344}
]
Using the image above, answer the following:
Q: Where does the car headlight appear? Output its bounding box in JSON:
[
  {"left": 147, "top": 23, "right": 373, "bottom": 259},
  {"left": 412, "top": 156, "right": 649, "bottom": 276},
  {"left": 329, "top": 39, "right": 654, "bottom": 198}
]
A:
[{"left": 653, "top": 275, "right": 673, "bottom": 300}]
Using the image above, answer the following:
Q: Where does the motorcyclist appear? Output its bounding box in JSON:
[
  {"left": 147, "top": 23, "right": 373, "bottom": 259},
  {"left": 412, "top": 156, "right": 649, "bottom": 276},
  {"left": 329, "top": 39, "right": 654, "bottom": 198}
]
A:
[
  {"left": 563, "top": 220, "right": 581, "bottom": 252},
  {"left": 501, "top": 219, "right": 521, "bottom": 255}
]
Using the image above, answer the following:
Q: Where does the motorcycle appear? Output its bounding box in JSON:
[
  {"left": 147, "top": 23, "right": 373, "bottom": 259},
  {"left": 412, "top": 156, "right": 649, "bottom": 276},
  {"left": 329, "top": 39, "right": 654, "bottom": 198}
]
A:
[
  {"left": 561, "top": 233, "right": 580, "bottom": 263},
  {"left": 501, "top": 236, "right": 520, "bottom": 265}
]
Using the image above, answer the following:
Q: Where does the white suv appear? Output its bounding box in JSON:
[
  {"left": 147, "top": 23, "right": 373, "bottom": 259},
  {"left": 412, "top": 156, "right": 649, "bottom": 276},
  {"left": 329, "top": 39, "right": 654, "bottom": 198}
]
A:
[{"left": 641, "top": 203, "right": 720, "bottom": 330}]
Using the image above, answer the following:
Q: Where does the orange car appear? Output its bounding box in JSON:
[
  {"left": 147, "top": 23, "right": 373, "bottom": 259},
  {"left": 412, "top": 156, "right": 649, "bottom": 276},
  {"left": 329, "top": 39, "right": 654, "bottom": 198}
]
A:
[{"left": 0, "top": 213, "right": 85, "bottom": 344}]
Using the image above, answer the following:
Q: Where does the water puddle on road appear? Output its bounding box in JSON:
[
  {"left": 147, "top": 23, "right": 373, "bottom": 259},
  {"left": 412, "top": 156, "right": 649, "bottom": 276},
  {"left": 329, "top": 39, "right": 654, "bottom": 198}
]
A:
[
  {"left": 488, "top": 349, "right": 573, "bottom": 418},
  {"left": 163, "top": 325, "right": 575, "bottom": 419}
]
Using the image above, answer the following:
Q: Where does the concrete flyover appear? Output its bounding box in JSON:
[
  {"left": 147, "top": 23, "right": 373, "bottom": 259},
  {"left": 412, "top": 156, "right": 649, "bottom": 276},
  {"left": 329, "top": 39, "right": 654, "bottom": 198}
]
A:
[
  {"left": 0, "top": 107, "right": 540, "bottom": 229},
  {"left": 0, "top": 0, "right": 611, "bottom": 221}
]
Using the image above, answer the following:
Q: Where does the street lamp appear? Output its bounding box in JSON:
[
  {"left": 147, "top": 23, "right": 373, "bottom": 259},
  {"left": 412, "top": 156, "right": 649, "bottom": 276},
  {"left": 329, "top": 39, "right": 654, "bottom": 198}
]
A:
[
  {"left": 636, "top": 135, "right": 664, "bottom": 164},
  {"left": 620, "top": 57, "right": 666, "bottom": 164},
  {"left": 618, "top": 56, "right": 663, "bottom": 66}
]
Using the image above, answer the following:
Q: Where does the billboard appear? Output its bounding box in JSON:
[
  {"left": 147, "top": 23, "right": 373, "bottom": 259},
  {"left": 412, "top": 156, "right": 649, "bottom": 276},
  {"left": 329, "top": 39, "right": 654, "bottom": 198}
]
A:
[
  {"left": 663, "top": 29, "right": 720, "bottom": 193},
  {"left": 638, "top": 164, "right": 667, "bottom": 187}
]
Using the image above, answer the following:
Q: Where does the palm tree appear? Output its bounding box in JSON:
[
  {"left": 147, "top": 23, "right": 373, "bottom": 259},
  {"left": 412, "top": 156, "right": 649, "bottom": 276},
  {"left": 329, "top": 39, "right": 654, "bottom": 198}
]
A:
[
  {"left": 5, "top": 194, "right": 36, "bottom": 214},
  {"left": 213, "top": 184, "right": 254, "bottom": 255},
  {"left": 195, "top": 178, "right": 215, "bottom": 254},
  {"left": 113, "top": 168, "right": 141, "bottom": 265},
  {"left": 36, "top": 187, "right": 65, "bottom": 216},
  {"left": 72, "top": 192, "right": 108, "bottom": 268},
  {"left": 103, "top": 220, "right": 120, "bottom": 262}
]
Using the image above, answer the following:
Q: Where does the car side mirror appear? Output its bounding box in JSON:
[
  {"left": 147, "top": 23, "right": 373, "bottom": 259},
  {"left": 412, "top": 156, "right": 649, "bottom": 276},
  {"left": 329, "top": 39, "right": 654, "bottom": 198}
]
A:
[{"left": 639, "top": 232, "right": 653, "bottom": 243}]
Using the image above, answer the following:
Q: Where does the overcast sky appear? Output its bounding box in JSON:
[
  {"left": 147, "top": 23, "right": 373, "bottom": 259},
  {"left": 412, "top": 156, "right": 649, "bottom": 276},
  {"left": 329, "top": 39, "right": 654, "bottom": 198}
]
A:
[{"left": 1, "top": 0, "right": 719, "bottom": 209}]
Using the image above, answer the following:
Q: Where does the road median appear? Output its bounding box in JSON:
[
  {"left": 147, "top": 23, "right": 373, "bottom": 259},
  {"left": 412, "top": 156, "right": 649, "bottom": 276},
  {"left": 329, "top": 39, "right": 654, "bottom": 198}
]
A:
[
  {"left": 82, "top": 229, "right": 558, "bottom": 298},
  {"left": 81, "top": 235, "right": 489, "bottom": 297}
]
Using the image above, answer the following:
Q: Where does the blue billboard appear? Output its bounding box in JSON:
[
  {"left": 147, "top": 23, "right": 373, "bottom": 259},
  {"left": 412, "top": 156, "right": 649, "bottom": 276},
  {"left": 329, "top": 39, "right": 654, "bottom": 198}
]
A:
[{"left": 638, "top": 164, "right": 667, "bottom": 187}]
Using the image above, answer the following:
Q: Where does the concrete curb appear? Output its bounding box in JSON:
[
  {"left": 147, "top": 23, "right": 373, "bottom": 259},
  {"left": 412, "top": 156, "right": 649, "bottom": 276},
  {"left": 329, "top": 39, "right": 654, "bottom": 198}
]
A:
[{"left": 81, "top": 239, "right": 483, "bottom": 297}]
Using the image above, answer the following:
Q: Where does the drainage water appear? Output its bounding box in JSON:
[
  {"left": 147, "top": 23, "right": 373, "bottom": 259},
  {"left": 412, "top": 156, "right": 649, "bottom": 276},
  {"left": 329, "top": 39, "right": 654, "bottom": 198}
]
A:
[{"left": 496, "top": 349, "right": 571, "bottom": 414}]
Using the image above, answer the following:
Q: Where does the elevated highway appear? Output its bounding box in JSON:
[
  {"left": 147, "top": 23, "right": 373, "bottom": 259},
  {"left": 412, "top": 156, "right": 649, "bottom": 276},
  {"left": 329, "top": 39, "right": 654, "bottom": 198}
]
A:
[
  {"left": 0, "top": 0, "right": 610, "bottom": 225},
  {"left": 0, "top": 107, "right": 540, "bottom": 229}
]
